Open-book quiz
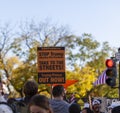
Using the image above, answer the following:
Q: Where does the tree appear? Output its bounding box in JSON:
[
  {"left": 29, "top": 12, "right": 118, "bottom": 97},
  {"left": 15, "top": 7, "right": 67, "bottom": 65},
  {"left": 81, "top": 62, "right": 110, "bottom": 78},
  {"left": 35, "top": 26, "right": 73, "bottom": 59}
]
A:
[
  {"left": 0, "top": 20, "right": 117, "bottom": 99},
  {"left": 66, "top": 65, "right": 96, "bottom": 98},
  {"left": 10, "top": 21, "right": 102, "bottom": 96},
  {"left": 86, "top": 42, "right": 118, "bottom": 98},
  {"left": 10, "top": 20, "right": 75, "bottom": 96},
  {"left": 11, "top": 20, "right": 116, "bottom": 98},
  {"left": 66, "top": 33, "right": 100, "bottom": 68},
  {"left": 0, "top": 23, "right": 19, "bottom": 94}
]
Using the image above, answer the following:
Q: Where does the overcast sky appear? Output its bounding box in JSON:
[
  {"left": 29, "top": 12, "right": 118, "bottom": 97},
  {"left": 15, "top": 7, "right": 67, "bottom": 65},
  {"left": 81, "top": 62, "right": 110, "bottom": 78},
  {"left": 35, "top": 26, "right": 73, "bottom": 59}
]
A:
[{"left": 0, "top": 0, "right": 120, "bottom": 49}]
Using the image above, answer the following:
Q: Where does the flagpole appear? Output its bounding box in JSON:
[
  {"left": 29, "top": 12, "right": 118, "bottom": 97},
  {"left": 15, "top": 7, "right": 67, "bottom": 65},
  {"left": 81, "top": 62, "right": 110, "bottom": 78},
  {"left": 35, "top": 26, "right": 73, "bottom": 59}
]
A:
[{"left": 50, "top": 84, "right": 53, "bottom": 99}]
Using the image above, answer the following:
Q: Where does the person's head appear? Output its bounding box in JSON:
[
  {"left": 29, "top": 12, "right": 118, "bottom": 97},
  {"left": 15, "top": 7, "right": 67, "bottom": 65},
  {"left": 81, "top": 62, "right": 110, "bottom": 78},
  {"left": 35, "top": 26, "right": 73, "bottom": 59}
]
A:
[
  {"left": 23, "top": 79, "right": 38, "bottom": 97},
  {"left": 112, "top": 106, "right": 120, "bottom": 113},
  {"left": 52, "top": 85, "right": 65, "bottom": 98},
  {"left": 82, "top": 107, "right": 93, "bottom": 113},
  {"left": 28, "top": 94, "right": 53, "bottom": 113},
  {"left": 69, "top": 103, "right": 81, "bottom": 113},
  {"left": 92, "top": 99, "right": 101, "bottom": 113}
]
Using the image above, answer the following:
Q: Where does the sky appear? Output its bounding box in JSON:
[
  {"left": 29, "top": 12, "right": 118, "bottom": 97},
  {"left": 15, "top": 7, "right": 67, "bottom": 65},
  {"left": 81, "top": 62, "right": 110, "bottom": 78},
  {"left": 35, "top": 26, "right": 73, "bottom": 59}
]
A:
[{"left": 0, "top": 0, "right": 120, "bottom": 49}]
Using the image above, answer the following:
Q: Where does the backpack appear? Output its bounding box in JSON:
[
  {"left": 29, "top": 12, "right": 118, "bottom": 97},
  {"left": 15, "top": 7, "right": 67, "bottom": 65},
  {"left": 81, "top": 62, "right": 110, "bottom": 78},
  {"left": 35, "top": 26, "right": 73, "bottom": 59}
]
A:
[{"left": 7, "top": 98, "right": 28, "bottom": 113}]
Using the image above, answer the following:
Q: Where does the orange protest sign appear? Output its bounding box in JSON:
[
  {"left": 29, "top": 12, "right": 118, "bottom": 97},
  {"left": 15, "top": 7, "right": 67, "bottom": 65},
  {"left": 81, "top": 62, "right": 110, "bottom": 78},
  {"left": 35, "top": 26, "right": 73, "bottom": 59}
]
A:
[{"left": 37, "top": 47, "right": 65, "bottom": 84}]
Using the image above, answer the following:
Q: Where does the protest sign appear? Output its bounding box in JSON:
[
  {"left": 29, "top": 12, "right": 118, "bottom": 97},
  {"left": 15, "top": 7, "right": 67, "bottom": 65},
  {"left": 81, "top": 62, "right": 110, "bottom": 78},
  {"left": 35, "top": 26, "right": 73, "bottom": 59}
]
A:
[{"left": 37, "top": 47, "right": 65, "bottom": 84}]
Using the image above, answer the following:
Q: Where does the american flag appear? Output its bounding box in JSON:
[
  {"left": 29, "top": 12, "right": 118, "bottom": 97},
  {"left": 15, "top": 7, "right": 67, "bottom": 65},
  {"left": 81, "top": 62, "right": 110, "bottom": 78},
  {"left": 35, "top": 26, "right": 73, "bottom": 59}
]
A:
[
  {"left": 94, "top": 70, "right": 107, "bottom": 86},
  {"left": 69, "top": 93, "right": 76, "bottom": 103}
]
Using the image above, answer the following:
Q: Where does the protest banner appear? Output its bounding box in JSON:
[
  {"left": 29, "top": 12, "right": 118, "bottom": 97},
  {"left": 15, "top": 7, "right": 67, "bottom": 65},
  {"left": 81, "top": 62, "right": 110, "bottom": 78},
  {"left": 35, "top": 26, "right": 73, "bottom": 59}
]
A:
[{"left": 37, "top": 47, "right": 65, "bottom": 84}]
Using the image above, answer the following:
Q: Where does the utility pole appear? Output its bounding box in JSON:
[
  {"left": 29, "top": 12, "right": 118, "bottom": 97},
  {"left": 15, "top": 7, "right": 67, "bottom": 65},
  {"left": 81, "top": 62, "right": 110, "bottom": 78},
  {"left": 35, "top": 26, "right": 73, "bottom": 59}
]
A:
[
  {"left": 118, "top": 61, "right": 120, "bottom": 101},
  {"left": 115, "top": 48, "right": 120, "bottom": 100},
  {"left": 118, "top": 48, "right": 120, "bottom": 100}
]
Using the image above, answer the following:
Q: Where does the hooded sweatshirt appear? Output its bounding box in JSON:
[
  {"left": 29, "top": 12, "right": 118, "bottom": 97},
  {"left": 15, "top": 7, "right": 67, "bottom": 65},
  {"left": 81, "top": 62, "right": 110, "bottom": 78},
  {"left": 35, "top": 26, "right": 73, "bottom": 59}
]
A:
[
  {"left": 0, "top": 95, "right": 13, "bottom": 113},
  {"left": 0, "top": 104, "right": 14, "bottom": 113},
  {"left": 50, "top": 99, "right": 70, "bottom": 113}
]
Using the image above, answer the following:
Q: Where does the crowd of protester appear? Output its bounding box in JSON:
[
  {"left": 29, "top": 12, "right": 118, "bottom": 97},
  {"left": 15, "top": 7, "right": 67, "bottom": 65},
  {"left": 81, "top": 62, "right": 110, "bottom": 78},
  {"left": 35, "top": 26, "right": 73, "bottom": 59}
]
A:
[{"left": 0, "top": 79, "right": 120, "bottom": 113}]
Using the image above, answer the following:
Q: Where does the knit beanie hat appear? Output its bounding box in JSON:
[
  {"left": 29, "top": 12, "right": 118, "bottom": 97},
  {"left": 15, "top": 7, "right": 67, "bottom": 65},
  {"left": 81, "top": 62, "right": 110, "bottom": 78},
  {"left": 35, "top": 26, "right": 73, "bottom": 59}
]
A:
[{"left": 69, "top": 103, "right": 81, "bottom": 113}]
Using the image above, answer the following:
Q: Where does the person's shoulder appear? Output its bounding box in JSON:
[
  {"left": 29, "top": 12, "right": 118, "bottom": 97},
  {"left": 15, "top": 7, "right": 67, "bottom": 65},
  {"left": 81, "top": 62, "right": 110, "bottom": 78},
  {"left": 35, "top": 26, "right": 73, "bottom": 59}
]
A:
[
  {"left": 8, "top": 97, "right": 26, "bottom": 109},
  {"left": 112, "top": 105, "right": 120, "bottom": 113},
  {"left": 50, "top": 99, "right": 69, "bottom": 105},
  {"left": 60, "top": 100, "right": 70, "bottom": 107},
  {"left": 13, "top": 97, "right": 25, "bottom": 104},
  {"left": 0, "top": 102, "right": 14, "bottom": 113}
]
